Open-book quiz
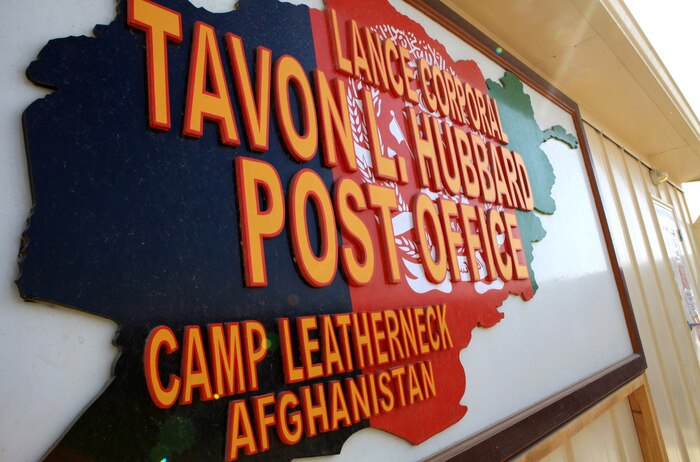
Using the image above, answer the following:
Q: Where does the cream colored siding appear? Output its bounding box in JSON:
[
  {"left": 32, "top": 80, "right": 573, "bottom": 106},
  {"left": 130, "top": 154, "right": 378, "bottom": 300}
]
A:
[
  {"left": 588, "top": 128, "right": 681, "bottom": 462},
  {"left": 612, "top": 398, "right": 646, "bottom": 461},
  {"left": 591, "top": 123, "right": 700, "bottom": 461},
  {"left": 526, "top": 123, "right": 700, "bottom": 462},
  {"left": 568, "top": 399, "right": 644, "bottom": 462},
  {"left": 526, "top": 121, "right": 700, "bottom": 461},
  {"left": 531, "top": 398, "right": 643, "bottom": 462}
]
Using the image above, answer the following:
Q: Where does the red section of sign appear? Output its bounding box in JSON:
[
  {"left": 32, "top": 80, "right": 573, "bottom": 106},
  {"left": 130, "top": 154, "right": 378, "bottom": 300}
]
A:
[{"left": 311, "top": 0, "right": 533, "bottom": 444}]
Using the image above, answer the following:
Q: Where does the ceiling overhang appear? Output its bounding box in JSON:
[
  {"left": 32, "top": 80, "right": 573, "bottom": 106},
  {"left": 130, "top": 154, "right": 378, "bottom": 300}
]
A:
[{"left": 441, "top": 0, "right": 700, "bottom": 183}]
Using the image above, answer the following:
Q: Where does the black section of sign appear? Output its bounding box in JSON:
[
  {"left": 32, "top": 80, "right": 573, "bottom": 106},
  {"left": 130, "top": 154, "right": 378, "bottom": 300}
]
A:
[{"left": 19, "top": 0, "right": 364, "bottom": 460}]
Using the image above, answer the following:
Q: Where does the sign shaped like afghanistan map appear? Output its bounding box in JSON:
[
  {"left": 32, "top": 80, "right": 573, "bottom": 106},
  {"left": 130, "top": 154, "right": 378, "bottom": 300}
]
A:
[{"left": 19, "top": 0, "right": 580, "bottom": 460}]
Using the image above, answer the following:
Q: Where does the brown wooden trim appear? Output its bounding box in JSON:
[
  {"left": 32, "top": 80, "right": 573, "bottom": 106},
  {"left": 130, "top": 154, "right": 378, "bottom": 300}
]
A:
[
  {"left": 514, "top": 374, "right": 647, "bottom": 462},
  {"left": 427, "top": 355, "right": 645, "bottom": 461},
  {"left": 629, "top": 376, "right": 668, "bottom": 462},
  {"left": 514, "top": 373, "right": 667, "bottom": 462},
  {"left": 400, "top": 1, "right": 649, "bottom": 460}
]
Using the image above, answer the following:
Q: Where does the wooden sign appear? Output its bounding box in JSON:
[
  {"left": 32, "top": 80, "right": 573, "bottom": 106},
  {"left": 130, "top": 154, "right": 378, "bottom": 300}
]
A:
[{"left": 19, "top": 0, "right": 643, "bottom": 460}]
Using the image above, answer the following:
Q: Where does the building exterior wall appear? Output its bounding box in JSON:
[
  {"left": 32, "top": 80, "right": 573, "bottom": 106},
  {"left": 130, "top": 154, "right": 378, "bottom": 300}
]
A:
[
  {"left": 539, "top": 398, "right": 643, "bottom": 462},
  {"left": 520, "top": 121, "right": 700, "bottom": 461},
  {"left": 587, "top": 121, "right": 700, "bottom": 462}
]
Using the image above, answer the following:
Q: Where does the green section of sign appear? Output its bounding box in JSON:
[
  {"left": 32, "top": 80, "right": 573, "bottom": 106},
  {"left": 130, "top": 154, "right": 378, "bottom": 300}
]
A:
[
  {"left": 543, "top": 125, "right": 579, "bottom": 149},
  {"left": 487, "top": 72, "right": 578, "bottom": 292}
]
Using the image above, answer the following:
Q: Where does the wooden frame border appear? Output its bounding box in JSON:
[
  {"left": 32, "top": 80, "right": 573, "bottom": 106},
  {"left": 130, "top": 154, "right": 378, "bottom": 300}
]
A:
[
  {"left": 403, "top": 1, "right": 648, "bottom": 460},
  {"left": 514, "top": 373, "right": 666, "bottom": 462}
]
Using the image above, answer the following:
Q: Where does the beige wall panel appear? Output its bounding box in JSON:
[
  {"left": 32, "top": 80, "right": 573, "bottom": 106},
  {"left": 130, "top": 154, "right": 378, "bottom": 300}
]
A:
[
  {"left": 569, "top": 408, "right": 627, "bottom": 461},
  {"left": 599, "top": 133, "right": 686, "bottom": 461},
  {"left": 584, "top": 123, "right": 685, "bottom": 462},
  {"left": 582, "top": 121, "right": 700, "bottom": 462},
  {"left": 535, "top": 396, "right": 644, "bottom": 462},
  {"left": 611, "top": 398, "right": 645, "bottom": 461},
  {"left": 610, "top": 139, "right": 698, "bottom": 462},
  {"left": 585, "top": 125, "right": 683, "bottom": 461},
  {"left": 624, "top": 156, "right": 700, "bottom": 438},
  {"left": 539, "top": 444, "right": 570, "bottom": 462}
]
